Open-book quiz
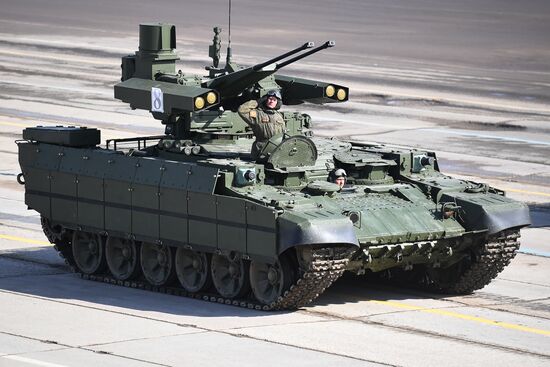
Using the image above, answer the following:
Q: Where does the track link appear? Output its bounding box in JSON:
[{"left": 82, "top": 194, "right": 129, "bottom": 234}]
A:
[
  {"left": 270, "top": 247, "right": 354, "bottom": 310},
  {"left": 427, "top": 230, "right": 521, "bottom": 294}
]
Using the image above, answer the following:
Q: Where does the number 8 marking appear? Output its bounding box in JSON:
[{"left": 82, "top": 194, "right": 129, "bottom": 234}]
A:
[{"left": 151, "top": 87, "right": 164, "bottom": 113}]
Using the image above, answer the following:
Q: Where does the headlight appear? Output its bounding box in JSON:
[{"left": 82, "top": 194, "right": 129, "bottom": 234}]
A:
[
  {"left": 325, "top": 85, "right": 335, "bottom": 97},
  {"left": 194, "top": 97, "right": 205, "bottom": 109},
  {"left": 337, "top": 88, "right": 346, "bottom": 101},
  {"left": 206, "top": 92, "right": 217, "bottom": 104}
]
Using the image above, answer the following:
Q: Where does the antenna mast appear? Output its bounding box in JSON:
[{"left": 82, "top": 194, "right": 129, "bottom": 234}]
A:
[{"left": 226, "top": 0, "right": 232, "bottom": 64}]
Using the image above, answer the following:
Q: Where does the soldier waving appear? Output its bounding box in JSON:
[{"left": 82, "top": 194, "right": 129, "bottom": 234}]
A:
[{"left": 238, "top": 89, "right": 285, "bottom": 158}]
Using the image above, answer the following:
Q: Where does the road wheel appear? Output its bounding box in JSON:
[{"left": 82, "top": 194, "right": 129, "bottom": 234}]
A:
[
  {"left": 140, "top": 243, "right": 175, "bottom": 286},
  {"left": 105, "top": 237, "right": 140, "bottom": 281},
  {"left": 175, "top": 248, "right": 212, "bottom": 293},
  {"left": 250, "top": 255, "right": 294, "bottom": 305},
  {"left": 211, "top": 253, "right": 250, "bottom": 299},
  {"left": 72, "top": 231, "right": 105, "bottom": 275}
]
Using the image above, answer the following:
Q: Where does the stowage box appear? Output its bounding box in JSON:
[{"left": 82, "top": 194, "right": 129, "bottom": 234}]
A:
[{"left": 23, "top": 126, "right": 100, "bottom": 147}]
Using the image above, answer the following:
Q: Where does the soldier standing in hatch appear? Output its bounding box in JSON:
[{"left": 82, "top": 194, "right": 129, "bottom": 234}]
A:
[
  {"left": 331, "top": 168, "right": 347, "bottom": 189},
  {"left": 238, "top": 89, "right": 285, "bottom": 158}
]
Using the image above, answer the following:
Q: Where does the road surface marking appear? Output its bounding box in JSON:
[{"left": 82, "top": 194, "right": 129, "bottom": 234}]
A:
[
  {"left": 518, "top": 248, "right": 550, "bottom": 258},
  {"left": 369, "top": 300, "right": 550, "bottom": 336},
  {"left": 0, "top": 48, "right": 116, "bottom": 66},
  {"left": 0, "top": 121, "right": 29, "bottom": 128},
  {"left": 0, "top": 234, "right": 50, "bottom": 245},
  {"left": 421, "top": 128, "right": 550, "bottom": 147},
  {"left": 505, "top": 188, "right": 550, "bottom": 197},
  {"left": 2, "top": 355, "right": 69, "bottom": 367}
]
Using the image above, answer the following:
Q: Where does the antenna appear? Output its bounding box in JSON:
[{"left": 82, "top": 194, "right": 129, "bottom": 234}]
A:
[{"left": 226, "top": 0, "right": 232, "bottom": 64}]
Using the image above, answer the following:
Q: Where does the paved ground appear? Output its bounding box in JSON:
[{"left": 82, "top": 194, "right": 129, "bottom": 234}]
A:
[
  {"left": 0, "top": 1, "right": 548, "bottom": 366},
  {"left": 0, "top": 231, "right": 549, "bottom": 367}
]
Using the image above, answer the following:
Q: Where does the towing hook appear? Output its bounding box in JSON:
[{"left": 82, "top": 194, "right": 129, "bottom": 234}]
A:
[{"left": 17, "top": 173, "right": 25, "bottom": 185}]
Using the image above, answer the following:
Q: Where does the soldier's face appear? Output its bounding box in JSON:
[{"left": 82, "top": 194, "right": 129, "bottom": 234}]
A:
[
  {"left": 335, "top": 177, "right": 345, "bottom": 188},
  {"left": 266, "top": 96, "right": 278, "bottom": 109}
]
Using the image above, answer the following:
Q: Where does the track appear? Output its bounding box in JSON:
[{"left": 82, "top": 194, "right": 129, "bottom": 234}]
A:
[
  {"left": 425, "top": 231, "right": 521, "bottom": 294},
  {"left": 45, "top": 214, "right": 523, "bottom": 315},
  {"left": 46, "top": 219, "right": 354, "bottom": 311}
]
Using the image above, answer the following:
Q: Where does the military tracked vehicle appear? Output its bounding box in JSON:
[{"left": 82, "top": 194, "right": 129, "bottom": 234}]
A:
[{"left": 17, "top": 23, "right": 530, "bottom": 310}]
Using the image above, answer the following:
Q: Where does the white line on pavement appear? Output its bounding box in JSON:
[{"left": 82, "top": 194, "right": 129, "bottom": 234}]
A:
[{"left": 2, "top": 355, "right": 70, "bottom": 367}]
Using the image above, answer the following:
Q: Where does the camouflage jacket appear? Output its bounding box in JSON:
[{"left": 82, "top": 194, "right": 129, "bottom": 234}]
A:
[{"left": 238, "top": 100, "right": 285, "bottom": 156}]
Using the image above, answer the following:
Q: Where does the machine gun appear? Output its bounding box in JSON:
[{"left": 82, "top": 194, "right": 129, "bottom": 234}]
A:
[{"left": 114, "top": 23, "right": 349, "bottom": 123}]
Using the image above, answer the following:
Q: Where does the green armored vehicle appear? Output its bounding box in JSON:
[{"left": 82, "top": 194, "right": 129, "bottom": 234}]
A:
[{"left": 17, "top": 24, "right": 530, "bottom": 310}]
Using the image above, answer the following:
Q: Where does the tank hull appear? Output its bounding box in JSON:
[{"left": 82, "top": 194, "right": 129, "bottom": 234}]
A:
[{"left": 17, "top": 128, "right": 530, "bottom": 309}]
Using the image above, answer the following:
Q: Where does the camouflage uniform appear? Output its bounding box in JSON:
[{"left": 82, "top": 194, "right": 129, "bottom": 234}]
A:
[{"left": 238, "top": 99, "right": 285, "bottom": 158}]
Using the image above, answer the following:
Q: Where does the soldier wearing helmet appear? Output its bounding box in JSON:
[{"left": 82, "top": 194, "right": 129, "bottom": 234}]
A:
[
  {"left": 331, "top": 168, "right": 347, "bottom": 189},
  {"left": 238, "top": 89, "right": 285, "bottom": 158}
]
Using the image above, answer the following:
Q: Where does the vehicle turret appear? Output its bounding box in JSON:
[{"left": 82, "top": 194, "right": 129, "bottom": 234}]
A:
[{"left": 114, "top": 23, "right": 348, "bottom": 141}]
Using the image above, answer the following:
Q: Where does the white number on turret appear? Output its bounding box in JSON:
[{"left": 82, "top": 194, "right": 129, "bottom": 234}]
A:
[{"left": 151, "top": 87, "right": 164, "bottom": 113}]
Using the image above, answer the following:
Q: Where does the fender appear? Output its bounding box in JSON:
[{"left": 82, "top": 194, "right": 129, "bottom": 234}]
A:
[
  {"left": 277, "top": 212, "right": 359, "bottom": 254},
  {"left": 440, "top": 192, "right": 531, "bottom": 234}
]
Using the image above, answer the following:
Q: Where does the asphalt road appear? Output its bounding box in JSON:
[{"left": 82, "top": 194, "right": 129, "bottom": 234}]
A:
[{"left": 0, "top": 1, "right": 549, "bottom": 366}]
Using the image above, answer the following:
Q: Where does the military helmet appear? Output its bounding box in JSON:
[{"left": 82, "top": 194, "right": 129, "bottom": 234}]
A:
[
  {"left": 333, "top": 168, "right": 347, "bottom": 178},
  {"left": 261, "top": 89, "right": 283, "bottom": 110},
  {"left": 266, "top": 89, "right": 282, "bottom": 100}
]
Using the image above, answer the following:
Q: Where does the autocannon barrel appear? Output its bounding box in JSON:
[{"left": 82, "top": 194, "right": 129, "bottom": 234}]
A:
[
  {"left": 204, "top": 41, "right": 336, "bottom": 99},
  {"left": 276, "top": 41, "right": 335, "bottom": 69},
  {"left": 252, "top": 42, "right": 314, "bottom": 71}
]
